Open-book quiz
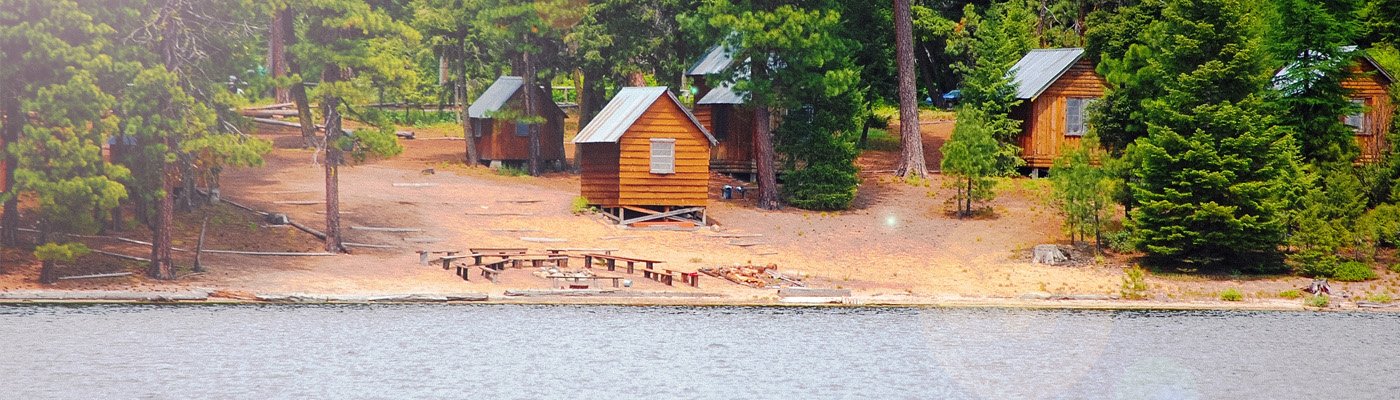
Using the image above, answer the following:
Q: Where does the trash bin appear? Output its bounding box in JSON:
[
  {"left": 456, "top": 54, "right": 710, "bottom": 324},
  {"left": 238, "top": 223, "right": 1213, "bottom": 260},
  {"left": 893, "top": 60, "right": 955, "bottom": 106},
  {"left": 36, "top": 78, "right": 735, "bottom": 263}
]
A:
[
  {"left": 722, "top": 185, "right": 733, "bottom": 200},
  {"left": 735, "top": 186, "right": 747, "bottom": 199}
]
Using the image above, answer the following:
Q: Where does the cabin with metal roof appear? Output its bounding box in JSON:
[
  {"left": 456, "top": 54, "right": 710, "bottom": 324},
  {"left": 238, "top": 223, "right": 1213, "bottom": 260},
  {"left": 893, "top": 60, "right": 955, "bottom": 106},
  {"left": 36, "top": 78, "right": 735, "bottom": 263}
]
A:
[
  {"left": 467, "top": 76, "right": 566, "bottom": 168},
  {"left": 1008, "top": 48, "right": 1107, "bottom": 170},
  {"left": 574, "top": 87, "right": 716, "bottom": 227},
  {"left": 686, "top": 44, "right": 736, "bottom": 101},
  {"left": 1274, "top": 47, "right": 1395, "bottom": 163},
  {"left": 686, "top": 45, "right": 759, "bottom": 177}
]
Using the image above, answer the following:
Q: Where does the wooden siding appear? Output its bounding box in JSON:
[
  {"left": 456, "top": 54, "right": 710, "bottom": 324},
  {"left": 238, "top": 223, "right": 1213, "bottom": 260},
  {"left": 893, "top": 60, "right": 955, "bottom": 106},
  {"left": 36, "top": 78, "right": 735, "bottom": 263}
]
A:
[
  {"left": 579, "top": 143, "right": 620, "bottom": 205},
  {"left": 1017, "top": 58, "right": 1108, "bottom": 168},
  {"left": 694, "top": 104, "right": 756, "bottom": 173},
  {"left": 586, "top": 96, "right": 710, "bottom": 207},
  {"left": 1345, "top": 61, "right": 1394, "bottom": 163},
  {"left": 471, "top": 86, "right": 565, "bottom": 164}
]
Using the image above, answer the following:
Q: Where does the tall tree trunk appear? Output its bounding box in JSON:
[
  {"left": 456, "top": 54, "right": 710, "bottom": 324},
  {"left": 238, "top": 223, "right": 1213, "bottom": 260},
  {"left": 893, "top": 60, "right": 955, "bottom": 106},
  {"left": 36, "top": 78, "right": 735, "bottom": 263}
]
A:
[
  {"left": 1, "top": 95, "right": 20, "bottom": 246},
  {"left": 894, "top": 0, "right": 927, "bottom": 178},
  {"left": 858, "top": 101, "right": 874, "bottom": 148},
  {"left": 269, "top": 8, "right": 290, "bottom": 103},
  {"left": 456, "top": 47, "right": 480, "bottom": 166},
  {"left": 752, "top": 58, "right": 780, "bottom": 210},
  {"left": 281, "top": 8, "right": 317, "bottom": 148},
  {"left": 177, "top": 154, "right": 195, "bottom": 211},
  {"left": 149, "top": 3, "right": 179, "bottom": 281},
  {"left": 322, "top": 69, "right": 345, "bottom": 254},
  {"left": 1037, "top": 0, "right": 1048, "bottom": 46},
  {"left": 522, "top": 49, "right": 542, "bottom": 176}
]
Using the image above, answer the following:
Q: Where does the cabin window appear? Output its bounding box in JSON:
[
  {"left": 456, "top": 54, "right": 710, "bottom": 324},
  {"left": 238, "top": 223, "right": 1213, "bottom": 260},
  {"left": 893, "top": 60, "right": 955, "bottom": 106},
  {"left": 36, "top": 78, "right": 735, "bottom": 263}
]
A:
[
  {"left": 1346, "top": 98, "right": 1369, "bottom": 135},
  {"left": 650, "top": 138, "right": 676, "bottom": 174},
  {"left": 1065, "top": 98, "right": 1091, "bottom": 137},
  {"left": 515, "top": 122, "right": 530, "bottom": 137},
  {"left": 471, "top": 119, "right": 483, "bottom": 138},
  {"left": 712, "top": 107, "right": 730, "bottom": 140}
]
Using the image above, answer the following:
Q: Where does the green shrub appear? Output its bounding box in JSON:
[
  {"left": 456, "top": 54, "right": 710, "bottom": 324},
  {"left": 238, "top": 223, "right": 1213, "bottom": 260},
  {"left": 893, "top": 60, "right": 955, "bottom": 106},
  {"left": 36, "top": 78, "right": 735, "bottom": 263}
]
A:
[
  {"left": 1279, "top": 289, "right": 1303, "bottom": 299},
  {"left": 1332, "top": 261, "right": 1377, "bottom": 282},
  {"left": 1294, "top": 251, "right": 1340, "bottom": 278},
  {"left": 33, "top": 242, "right": 90, "bottom": 263},
  {"left": 1389, "top": 263, "right": 1400, "bottom": 273},
  {"left": 495, "top": 165, "right": 528, "bottom": 177},
  {"left": 784, "top": 164, "right": 859, "bottom": 210},
  {"left": 1120, "top": 265, "right": 1149, "bottom": 300},
  {"left": 570, "top": 196, "right": 593, "bottom": 215},
  {"left": 1366, "top": 292, "right": 1393, "bottom": 303},
  {"left": 1305, "top": 294, "right": 1330, "bottom": 308},
  {"left": 1219, "top": 288, "right": 1243, "bottom": 301}
]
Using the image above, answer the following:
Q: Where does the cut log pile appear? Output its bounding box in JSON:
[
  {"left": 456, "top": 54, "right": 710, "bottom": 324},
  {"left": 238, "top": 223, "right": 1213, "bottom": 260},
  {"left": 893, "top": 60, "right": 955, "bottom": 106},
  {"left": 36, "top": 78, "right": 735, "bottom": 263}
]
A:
[{"left": 699, "top": 263, "right": 800, "bottom": 288}]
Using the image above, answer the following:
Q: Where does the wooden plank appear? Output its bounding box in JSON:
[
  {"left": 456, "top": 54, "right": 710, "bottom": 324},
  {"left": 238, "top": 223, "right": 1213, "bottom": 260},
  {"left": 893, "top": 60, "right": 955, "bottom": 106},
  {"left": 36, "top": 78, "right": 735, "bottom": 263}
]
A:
[
  {"left": 274, "top": 200, "right": 325, "bottom": 205},
  {"left": 520, "top": 237, "right": 568, "bottom": 243},
  {"left": 200, "top": 249, "right": 337, "bottom": 256},
  {"left": 350, "top": 226, "right": 424, "bottom": 233},
  {"left": 58, "top": 272, "right": 134, "bottom": 280},
  {"left": 620, "top": 207, "right": 702, "bottom": 225}
]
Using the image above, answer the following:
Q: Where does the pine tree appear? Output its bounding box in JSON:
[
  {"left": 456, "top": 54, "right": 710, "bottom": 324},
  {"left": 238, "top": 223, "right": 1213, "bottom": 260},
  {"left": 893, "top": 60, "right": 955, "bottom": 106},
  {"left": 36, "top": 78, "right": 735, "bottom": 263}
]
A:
[
  {"left": 1270, "top": 0, "right": 1364, "bottom": 164},
  {"left": 894, "top": 0, "right": 927, "bottom": 179},
  {"left": 1127, "top": 0, "right": 1299, "bottom": 270},
  {"left": 1051, "top": 131, "right": 1115, "bottom": 251},
  {"left": 947, "top": 0, "right": 1035, "bottom": 172},
  {"left": 941, "top": 106, "right": 1002, "bottom": 217}
]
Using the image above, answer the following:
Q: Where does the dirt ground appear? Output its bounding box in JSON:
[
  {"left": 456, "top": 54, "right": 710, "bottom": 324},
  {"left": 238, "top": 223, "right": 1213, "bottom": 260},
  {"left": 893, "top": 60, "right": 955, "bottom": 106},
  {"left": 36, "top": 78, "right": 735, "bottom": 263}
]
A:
[{"left": 4, "top": 112, "right": 1399, "bottom": 306}]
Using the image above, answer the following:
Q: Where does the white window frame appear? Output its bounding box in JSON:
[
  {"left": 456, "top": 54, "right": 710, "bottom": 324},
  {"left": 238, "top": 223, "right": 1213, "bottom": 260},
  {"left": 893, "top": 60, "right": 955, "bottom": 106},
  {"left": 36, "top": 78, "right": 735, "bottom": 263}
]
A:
[
  {"left": 1065, "top": 97, "right": 1091, "bottom": 137},
  {"left": 650, "top": 138, "right": 676, "bottom": 174},
  {"left": 1346, "top": 98, "right": 1369, "bottom": 135}
]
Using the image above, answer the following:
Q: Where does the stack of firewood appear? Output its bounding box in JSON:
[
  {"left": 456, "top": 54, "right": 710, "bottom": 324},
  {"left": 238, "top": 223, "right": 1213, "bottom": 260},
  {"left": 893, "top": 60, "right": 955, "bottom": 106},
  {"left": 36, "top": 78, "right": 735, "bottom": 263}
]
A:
[{"left": 700, "top": 263, "right": 781, "bottom": 288}]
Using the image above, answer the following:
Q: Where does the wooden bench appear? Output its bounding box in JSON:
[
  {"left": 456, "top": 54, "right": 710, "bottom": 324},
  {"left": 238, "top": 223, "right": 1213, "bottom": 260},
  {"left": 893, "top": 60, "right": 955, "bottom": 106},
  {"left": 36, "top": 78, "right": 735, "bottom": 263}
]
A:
[
  {"left": 416, "top": 250, "right": 462, "bottom": 266},
  {"left": 478, "top": 263, "right": 511, "bottom": 283},
  {"left": 641, "top": 267, "right": 675, "bottom": 286},
  {"left": 546, "top": 274, "right": 625, "bottom": 289},
  {"left": 453, "top": 259, "right": 510, "bottom": 281},
  {"left": 545, "top": 248, "right": 618, "bottom": 256},
  {"left": 667, "top": 269, "right": 701, "bottom": 288},
  {"left": 437, "top": 254, "right": 471, "bottom": 270},
  {"left": 581, "top": 253, "right": 664, "bottom": 275},
  {"left": 505, "top": 254, "right": 571, "bottom": 269},
  {"left": 469, "top": 248, "right": 528, "bottom": 264}
]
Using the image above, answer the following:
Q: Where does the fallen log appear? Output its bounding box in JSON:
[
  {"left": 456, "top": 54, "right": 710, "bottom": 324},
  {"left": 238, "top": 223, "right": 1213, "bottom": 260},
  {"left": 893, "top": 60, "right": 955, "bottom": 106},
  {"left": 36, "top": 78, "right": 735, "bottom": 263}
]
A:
[
  {"left": 91, "top": 249, "right": 151, "bottom": 263},
  {"left": 288, "top": 220, "right": 327, "bottom": 240},
  {"left": 57, "top": 272, "right": 134, "bottom": 281},
  {"left": 350, "top": 226, "right": 424, "bottom": 233},
  {"left": 274, "top": 200, "right": 325, "bottom": 205},
  {"left": 344, "top": 242, "right": 398, "bottom": 249},
  {"left": 199, "top": 249, "right": 336, "bottom": 256}
]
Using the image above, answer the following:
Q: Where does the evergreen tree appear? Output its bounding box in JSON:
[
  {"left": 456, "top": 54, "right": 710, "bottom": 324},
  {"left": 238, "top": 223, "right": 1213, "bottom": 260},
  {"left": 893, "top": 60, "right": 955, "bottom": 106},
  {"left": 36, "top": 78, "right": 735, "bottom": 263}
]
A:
[
  {"left": 1270, "top": 0, "right": 1364, "bottom": 164},
  {"left": 941, "top": 106, "right": 1002, "bottom": 217},
  {"left": 776, "top": 82, "right": 863, "bottom": 211},
  {"left": 1127, "top": 0, "right": 1299, "bottom": 270},
  {"left": 14, "top": 71, "right": 129, "bottom": 282},
  {"left": 1051, "top": 131, "right": 1115, "bottom": 251},
  {"left": 1086, "top": 1, "right": 1165, "bottom": 154},
  {"left": 947, "top": 0, "right": 1035, "bottom": 172}
]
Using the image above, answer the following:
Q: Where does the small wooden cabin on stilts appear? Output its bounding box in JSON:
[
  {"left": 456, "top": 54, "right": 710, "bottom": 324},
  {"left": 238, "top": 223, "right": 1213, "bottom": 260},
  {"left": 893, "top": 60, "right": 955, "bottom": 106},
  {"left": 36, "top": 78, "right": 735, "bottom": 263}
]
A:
[
  {"left": 467, "top": 76, "right": 566, "bottom": 169},
  {"left": 1008, "top": 48, "right": 1107, "bottom": 174},
  {"left": 574, "top": 87, "right": 717, "bottom": 228}
]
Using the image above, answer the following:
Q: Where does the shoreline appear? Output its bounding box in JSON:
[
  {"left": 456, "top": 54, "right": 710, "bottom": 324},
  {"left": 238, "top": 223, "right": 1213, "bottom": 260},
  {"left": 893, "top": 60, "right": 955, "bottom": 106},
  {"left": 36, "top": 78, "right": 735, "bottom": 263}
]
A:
[{"left": 0, "top": 289, "right": 1392, "bottom": 312}]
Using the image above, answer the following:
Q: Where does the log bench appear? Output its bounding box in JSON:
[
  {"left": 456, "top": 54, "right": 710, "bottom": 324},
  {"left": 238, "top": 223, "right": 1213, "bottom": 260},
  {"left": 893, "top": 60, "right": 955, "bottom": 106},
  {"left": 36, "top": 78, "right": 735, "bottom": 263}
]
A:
[
  {"left": 582, "top": 253, "right": 663, "bottom": 275},
  {"left": 453, "top": 259, "right": 510, "bottom": 281},
  {"left": 546, "top": 248, "right": 618, "bottom": 256},
  {"left": 437, "top": 254, "right": 471, "bottom": 270},
  {"left": 504, "top": 254, "right": 571, "bottom": 269},
  {"left": 417, "top": 250, "right": 462, "bottom": 266},
  {"left": 469, "top": 248, "right": 528, "bottom": 264},
  {"left": 478, "top": 263, "right": 511, "bottom": 283},
  {"left": 546, "top": 274, "right": 625, "bottom": 289},
  {"left": 641, "top": 267, "right": 675, "bottom": 286},
  {"left": 667, "top": 269, "right": 701, "bottom": 288}
]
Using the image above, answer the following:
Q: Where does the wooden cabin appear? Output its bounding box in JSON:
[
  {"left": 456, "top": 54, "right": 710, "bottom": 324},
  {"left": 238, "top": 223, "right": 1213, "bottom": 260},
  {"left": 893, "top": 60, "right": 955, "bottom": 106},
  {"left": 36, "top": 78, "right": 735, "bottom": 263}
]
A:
[
  {"left": 467, "top": 76, "right": 566, "bottom": 168},
  {"left": 686, "top": 45, "right": 758, "bottom": 176},
  {"left": 1276, "top": 48, "right": 1396, "bottom": 163},
  {"left": 574, "top": 87, "right": 717, "bottom": 227},
  {"left": 1008, "top": 48, "right": 1107, "bottom": 170}
]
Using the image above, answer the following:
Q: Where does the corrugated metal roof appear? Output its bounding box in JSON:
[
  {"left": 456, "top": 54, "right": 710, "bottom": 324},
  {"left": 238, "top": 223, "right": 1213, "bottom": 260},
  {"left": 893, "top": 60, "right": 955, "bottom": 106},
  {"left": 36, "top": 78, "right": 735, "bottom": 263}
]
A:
[
  {"left": 1010, "top": 48, "right": 1086, "bottom": 100},
  {"left": 573, "top": 87, "right": 716, "bottom": 145},
  {"left": 686, "top": 44, "right": 736, "bottom": 76},
  {"left": 467, "top": 76, "right": 523, "bottom": 118},
  {"left": 696, "top": 83, "right": 745, "bottom": 105}
]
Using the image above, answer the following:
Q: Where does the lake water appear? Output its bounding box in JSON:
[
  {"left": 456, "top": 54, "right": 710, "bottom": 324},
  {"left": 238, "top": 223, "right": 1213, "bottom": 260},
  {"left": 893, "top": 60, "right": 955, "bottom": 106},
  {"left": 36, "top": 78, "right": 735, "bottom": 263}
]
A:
[{"left": 0, "top": 304, "right": 1395, "bottom": 399}]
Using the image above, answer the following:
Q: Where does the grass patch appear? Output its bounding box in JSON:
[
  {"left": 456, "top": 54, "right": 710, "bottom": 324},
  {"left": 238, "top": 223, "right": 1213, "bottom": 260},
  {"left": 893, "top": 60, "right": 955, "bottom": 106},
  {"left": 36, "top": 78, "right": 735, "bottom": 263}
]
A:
[
  {"left": 861, "top": 128, "right": 901, "bottom": 151},
  {"left": 570, "top": 196, "right": 593, "bottom": 215},
  {"left": 495, "top": 165, "right": 528, "bottom": 177},
  {"left": 1366, "top": 292, "right": 1393, "bottom": 303},
  {"left": 1279, "top": 289, "right": 1303, "bottom": 299},
  {"left": 1219, "top": 288, "right": 1243, "bottom": 302},
  {"left": 1305, "top": 294, "right": 1330, "bottom": 308}
]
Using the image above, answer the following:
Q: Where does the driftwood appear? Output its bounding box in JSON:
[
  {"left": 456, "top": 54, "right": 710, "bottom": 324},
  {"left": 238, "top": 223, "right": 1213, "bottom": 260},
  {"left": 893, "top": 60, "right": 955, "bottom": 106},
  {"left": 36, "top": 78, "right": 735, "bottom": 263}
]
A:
[
  {"left": 57, "top": 272, "right": 134, "bottom": 281},
  {"left": 521, "top": 237, "right": 567, "bottom": 243},
  {"left": 344, "top": 242, "right": 398, "bottom": 249},
  {"left": 350, "top": 226, "right": 423, "bottom": 233},
  {"left": 90, "top": 249, "right": 152, "bottom": 263}
]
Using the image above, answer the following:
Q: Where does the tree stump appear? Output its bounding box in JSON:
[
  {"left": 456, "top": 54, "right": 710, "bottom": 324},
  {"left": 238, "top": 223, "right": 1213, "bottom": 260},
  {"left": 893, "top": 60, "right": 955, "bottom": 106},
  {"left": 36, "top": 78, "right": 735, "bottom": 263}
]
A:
[{"left": 1032, "top": 245, "right": 1069, "bottom": 265}]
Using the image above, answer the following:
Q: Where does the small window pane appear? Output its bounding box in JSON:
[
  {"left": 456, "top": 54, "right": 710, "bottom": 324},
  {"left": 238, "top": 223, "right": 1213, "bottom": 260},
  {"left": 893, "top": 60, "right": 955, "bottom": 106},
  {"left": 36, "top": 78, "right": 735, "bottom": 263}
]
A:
[
  {"left": 515, "top": 122, "right": 530, "bottom": 137},
  {"left": 1065, "top": 98, "right": 1087, "bottom": 137},
  {"left": 1347, "top": 98, "right": 1368, "bottom": 135},
  {"left": 650, "top": 139, "right": 675, "bottom": 174}
]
